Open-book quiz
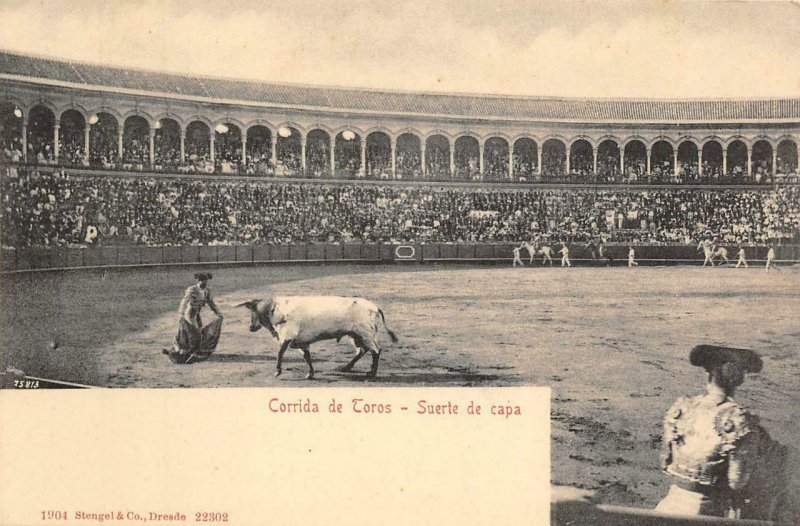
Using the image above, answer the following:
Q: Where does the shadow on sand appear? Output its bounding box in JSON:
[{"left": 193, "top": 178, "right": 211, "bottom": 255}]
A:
[
  {"left": 329, "top": 370, "right": 506, "bottom": 384},
  {"left": 206, "top": 353, "right": 273, "bottom": 364},
  {"left": 208, "top": 353, "right": 338, "bottom": 365},
  {"left": 205, "top": 353, "right": 511, "bottom": 385}
]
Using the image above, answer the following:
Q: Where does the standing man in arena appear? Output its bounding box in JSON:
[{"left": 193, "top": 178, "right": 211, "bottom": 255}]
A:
[
  {"left": 765, "top": 244, "right": 780, "bottom": 272},
  {"left": 628, "top": 246, "right": 638, "bottom": 267},
  {"left": 559, "top": 243, "right": 571, "bottom": 267},
  {"left": 512, "top": 245, "right": 524, "bottom": 267},
  {"left": 735, "top": 245, "right": 749, "bottom": 268},
  {"left": 165, "top": 272, "right": 224, "bottom": 363},
  {"left": 178, "top": 272, "right": 223, "bottom": 328}
]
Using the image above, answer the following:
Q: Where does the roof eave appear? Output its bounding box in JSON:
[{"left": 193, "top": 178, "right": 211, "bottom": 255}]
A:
[{"left": 2, "top": 74, "right": 799, "bottom": 127}]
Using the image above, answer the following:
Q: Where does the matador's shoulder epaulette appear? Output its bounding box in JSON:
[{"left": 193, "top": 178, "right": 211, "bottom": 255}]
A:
[{"left": 715, "top": 401, "right": 752, "bottom": 444}]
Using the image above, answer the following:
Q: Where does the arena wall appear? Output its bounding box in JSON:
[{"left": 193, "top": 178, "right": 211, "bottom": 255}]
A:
[{"left": 3, "top": 243, "right": 798, "bottom": 273}]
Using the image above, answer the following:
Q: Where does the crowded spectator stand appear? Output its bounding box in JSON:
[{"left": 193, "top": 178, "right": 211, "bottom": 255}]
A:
[{"left": 2, "top": 165, "right": 798, "bottom": 251}]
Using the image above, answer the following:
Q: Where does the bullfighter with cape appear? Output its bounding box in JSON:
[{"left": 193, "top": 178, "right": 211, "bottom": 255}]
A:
[{"left": 163, "top": 272, "right": 223, "bottom": 364}]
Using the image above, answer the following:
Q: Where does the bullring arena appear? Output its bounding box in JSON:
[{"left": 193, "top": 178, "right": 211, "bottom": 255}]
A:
[{"left": 1, "top": 50, "right": 800, "bottom": 521}]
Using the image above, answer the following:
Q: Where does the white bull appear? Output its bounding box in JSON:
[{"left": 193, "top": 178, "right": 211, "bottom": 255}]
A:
[{"left": 237, "top": 296, "right": 398, "bottom": 379}]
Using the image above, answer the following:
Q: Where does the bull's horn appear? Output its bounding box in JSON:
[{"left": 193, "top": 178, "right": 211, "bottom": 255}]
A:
[{"left": 235, "top": 299, "right": 263, "bottom": 309}]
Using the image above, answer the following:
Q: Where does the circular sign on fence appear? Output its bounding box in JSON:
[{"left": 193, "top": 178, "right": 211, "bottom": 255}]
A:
[{"left": 395, "top": 245, "right": 415, "bottom": 259}]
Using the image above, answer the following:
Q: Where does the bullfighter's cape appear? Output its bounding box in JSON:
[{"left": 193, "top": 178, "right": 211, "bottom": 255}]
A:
[
  {"left": 740, "top": 424, "right": 800, "bottom": 523},
  {"left": 164, "top": 317, "right": 223, "bottom": 364}
]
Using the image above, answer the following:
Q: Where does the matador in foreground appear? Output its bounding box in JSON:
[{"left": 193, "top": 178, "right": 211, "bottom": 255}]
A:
[{"left": 656, "top": 344, "right": 799, "bottom": 522}]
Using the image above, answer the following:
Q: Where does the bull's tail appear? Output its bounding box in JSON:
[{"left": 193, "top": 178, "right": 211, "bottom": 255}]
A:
[{"left": 378, "top": 308, "right": 398, "bottom": 343}]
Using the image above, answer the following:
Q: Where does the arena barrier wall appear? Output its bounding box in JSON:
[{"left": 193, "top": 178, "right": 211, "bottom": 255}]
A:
[
  {"left": 235, "top": 245, "right": 254, "bottom": 263},
  {"left": 360, "top": 244, "right": 380, "bottom": 261},
  {"left": 343, "top": 243, "right": 361, "bottom": 261},
  {"left": 325, "top": 243, "right": 344, "bottom": 262},
  {"left": 252, "top": 244, "right": 269, "bottom": 262},
  {"left": 1, "top": 243, "right": 797, "bottom": 273},
  {"left": 116, "top": 246, "right": 137, "bottom": 266}
]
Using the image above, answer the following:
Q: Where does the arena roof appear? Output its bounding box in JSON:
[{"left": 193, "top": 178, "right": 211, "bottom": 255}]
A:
[{"left": 2, "top": 50, "right": 800, "bottom": 123}]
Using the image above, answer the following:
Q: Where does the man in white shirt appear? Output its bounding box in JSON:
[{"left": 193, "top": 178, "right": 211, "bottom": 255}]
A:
[
  {"left": 628, "top": 246, "right": 638, "bottom": 267},
  {"left": 559, "top": 244, "right": 571, "bottom": 267},
  {"left": 765, "top": 244, "right": 779, "bottom": 272},
  {"left": 735, "top": 246, "right": 748, "bottom": 268},
  {"left": 512, "top": 246, "right": 524, "bottom": 267}
]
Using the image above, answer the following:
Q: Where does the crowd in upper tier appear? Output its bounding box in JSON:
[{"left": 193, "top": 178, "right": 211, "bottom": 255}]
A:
[
  {"left": 2, "top": 166, "right": 798, "bottom": 248},
  {"left": 3, "top": 117, "right": 798, "bottom": 183}
]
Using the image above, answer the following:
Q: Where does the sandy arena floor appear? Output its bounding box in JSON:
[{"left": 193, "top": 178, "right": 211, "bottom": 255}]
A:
[{"left": 3, "top": 263, "right": 799, "bottom": 507}]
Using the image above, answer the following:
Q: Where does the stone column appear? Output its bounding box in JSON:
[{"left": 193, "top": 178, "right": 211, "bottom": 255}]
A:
[
  {"left": 747, "top": 147, "right": 752, "bottom": 177},
  {"left": 359, "top": 140, "right": 366, "bottom": 177},
  {"left": 478, "top": 139, "right": 484, "bottom": 179},
  {"left": 300, "top": 136, "right": 306, "bottom": 173},
  {"left": 698, "top": 147, "right": 703, "bottom": 178},
  {"left": 592, "top": 147, "right": 598, "bottom": 176},
  {"left": 179, "top": 129, "right": 186, "bottom": 163},
  {"left": 619, "top": 146, "right": 624, "bottom": 176},
  {"left": 330, "top": 137, "right": 336, "bottom": 176},
  {"left": 149, "top": 127, "right": 155, "bottom": 167},
  {"left": 391, "top": 136, "right": 396, "bottom": 176},
  {"left": 53, "top": 124, "right": 60, "bottom": 163},
  {"left": 537, "top": 147, "right": 542, "bottom": 178},
  {"left": 241, "top": 135, "right": 247, "bottom": 167},
  {"left": 772, "top": 147, "right": 778, "bottom": 178},
  {"left": 270, "top": 134, "right": 278, "bottom": 166},
  {"left": 449, "top": 145, "right": 454, "bottom": 178},
  {"left": 84, "top": 124, "right": 90, "bottom": 164},
  {"left": 673, "top": 149, "right": 679, "bottom": 179},
  {"left": 722, "top": 149, "right": 727, "bottom": 177},
  {"left": 646, "top": 148, "right": 652, "bottom": 176},
  {"left": 209, "top": 132, "right": 215, "bottom": 163},
  {"left": 21, "top": 120, "right": 28, "bottom": 162},
  {"left": 508, "top": 147, "right": 513, "bottom": 179},
  {"left": 566, "top": 146, "right": 571, "bottom": 176},
  {"left": 117, "top": 129, "right": 124, "bottom": 161},
  {"left": 420, "top": 142, "right": 426, "bottom": 177}
]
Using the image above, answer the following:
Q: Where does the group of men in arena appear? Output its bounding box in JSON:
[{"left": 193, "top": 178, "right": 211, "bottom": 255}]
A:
[
  {"left": 512, "top": 237, "right": 780, "bottom": 270},
  {"left": 696, "top": 238, "right": 780, "bottom": 270}
]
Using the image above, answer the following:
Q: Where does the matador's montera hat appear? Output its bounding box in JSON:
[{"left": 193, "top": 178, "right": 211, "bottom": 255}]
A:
[{"left": 690, "top": 344, "right": 763, "bottom": 373}]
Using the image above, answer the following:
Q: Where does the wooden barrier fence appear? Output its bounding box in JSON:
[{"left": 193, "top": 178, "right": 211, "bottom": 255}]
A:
[
  {"left": 2, "top": 243, "right": 799, "bottom": 273},
  {"left": 552, "top": 498, "right": 778, "bottom": 525}
]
